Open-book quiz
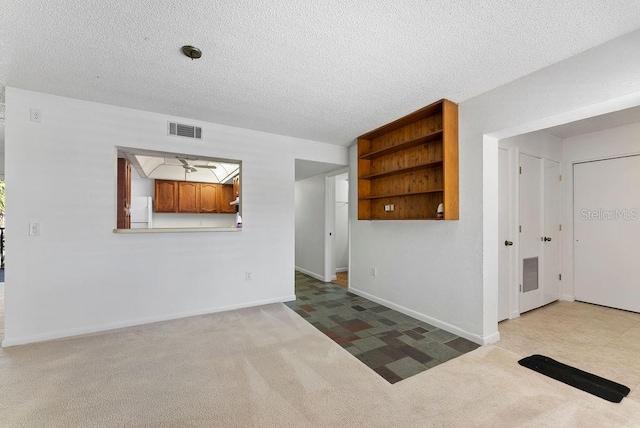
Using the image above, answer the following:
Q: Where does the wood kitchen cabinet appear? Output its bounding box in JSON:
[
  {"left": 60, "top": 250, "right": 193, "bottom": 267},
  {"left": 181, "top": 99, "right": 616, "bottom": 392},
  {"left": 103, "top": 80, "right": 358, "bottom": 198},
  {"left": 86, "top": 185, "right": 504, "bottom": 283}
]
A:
[
  {"left": 200, "top": 183, "right": 218, "bottom": 213},
  {"left": 154, "top": 180, "right": 178, "bottom": 213},
  {"left": 117, "top": 158, "right": 131, "bottom": 228},
  {"left": 154, "top": 180, "right": 235, "bottom": 214},
  {"left": 218, "top": 184, "right": 236, "bottom": 213},
  {"left": 178, "top": 181, "right": 200, "bottom": 213}
]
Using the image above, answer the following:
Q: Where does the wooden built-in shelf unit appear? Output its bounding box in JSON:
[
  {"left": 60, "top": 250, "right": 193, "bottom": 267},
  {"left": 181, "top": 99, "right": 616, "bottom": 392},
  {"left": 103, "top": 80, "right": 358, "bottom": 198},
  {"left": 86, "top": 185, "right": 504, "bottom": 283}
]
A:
[{"left": 357, "top": 99, "right": 459, "bottom": 220}]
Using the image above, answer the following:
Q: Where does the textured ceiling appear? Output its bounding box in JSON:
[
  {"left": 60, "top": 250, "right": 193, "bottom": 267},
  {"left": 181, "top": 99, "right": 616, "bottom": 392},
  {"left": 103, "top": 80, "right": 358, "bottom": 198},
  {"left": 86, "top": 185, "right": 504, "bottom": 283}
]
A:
[{"left": 2, "top": 1, "right": 640, "bottom": 146}]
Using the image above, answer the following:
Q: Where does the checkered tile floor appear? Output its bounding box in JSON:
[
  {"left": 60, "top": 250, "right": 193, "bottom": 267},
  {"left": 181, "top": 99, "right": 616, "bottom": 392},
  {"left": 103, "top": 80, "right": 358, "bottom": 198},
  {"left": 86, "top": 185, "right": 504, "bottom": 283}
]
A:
[{"left": 286, "top": 272, "right": 480, "bottom": 383}]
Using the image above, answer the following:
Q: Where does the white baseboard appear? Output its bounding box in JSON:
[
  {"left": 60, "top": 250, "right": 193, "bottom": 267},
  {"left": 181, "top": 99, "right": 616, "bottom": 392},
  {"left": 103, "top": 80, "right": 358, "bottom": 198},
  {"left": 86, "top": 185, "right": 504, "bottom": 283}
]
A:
[
  {"left": 483, "top": 331, "right": 501, "bottom": 344},
  {"left": 335, "top": 267, "right": 348, "bottom": 273},
  {"left": 561, "top": 294, "right": 575, "bottom": 302},
  {"left": 348, "top": 287, "right": 493, "bottom": 345},
  {"left": 295, "top": 266, "right": 326, "bottom": 282},
  {"left": 1, "top": 294, "right": 296, "bottom": 348}
]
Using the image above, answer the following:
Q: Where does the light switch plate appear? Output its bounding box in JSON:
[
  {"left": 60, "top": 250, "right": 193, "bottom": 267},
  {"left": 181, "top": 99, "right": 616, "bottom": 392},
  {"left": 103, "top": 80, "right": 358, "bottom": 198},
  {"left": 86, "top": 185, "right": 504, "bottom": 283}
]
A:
[{"left": 29, "top": 222, "right": 41, "bottom": 236}]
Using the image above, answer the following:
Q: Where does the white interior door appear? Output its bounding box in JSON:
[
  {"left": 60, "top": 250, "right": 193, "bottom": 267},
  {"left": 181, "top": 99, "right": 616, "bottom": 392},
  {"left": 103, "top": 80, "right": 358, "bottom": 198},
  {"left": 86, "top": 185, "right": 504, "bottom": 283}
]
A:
[
  {"left": 519, "top": 153, "right": 543, "bottom": 313},
  {"left": 574, "top": 155, "right": 640, "bottom": 312},
  {"left": 498, "top": 149, "right": 512, "bottom": 321},
  {"left": 542, "top": 159, "right": 561, "bottom": 305}
]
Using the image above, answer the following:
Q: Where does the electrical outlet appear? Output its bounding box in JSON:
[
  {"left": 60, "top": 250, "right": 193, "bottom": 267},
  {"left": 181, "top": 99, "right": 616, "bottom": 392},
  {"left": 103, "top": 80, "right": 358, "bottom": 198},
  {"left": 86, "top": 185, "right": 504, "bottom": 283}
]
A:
[
  {"left": 371, "top": 267, "right": 377, "bottom": 276},
  {"left": 245, "top": 271, "right": 252, "bottom": 281},
  {"left": 30, "top": 109, "right": 43, "bottom": 123},
  {"left": 29, "top": 222, "right": 41, "bottom": 236},
  {"left": 384, "top": 204, "right": 394, "bottom": 212}
]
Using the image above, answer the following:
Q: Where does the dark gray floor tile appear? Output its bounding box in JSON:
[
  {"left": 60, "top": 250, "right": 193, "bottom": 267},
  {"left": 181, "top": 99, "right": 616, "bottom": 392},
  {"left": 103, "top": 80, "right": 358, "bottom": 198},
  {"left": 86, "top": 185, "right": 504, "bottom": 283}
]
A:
[
  {"left": 445, "top": 337, "right": 481, "bottom": 353},
  {"left": 370, "top": 305, "right": 391, "bottom": 313},
  {"left": 399, "top": 344, "right": 434, "bottom": 364},
  {"left": 356, "top": 348, "right": 396, "bottom": 367},
  {"left": 386, "top": 357, "right": 428, "bottom": 379},
  {"left": 403, "top": 329, "right": 425, "bottom": 340},
  {"left": 376, "top": 344, "right": 406, "bottom": 360},
  {"left": 415, "top": 340, "right": 462, "bottom": 362},
  {"left": 343, "top": 346, "right": 362, "bottom": 356},
  {"left": 425, "top": 328, "right": 459, "bottom": 343},
  {"left": 351, "top": 335, "right": 387, "bottom": 352},
  {"left": 374, "top": 365, "right": 403, "bottom": 384},
  {"left": 290, "top": 272, "right": 472, "bottom": 383},
  {"left": 379, "top": 318, "right": 397, "bottom": 326}
]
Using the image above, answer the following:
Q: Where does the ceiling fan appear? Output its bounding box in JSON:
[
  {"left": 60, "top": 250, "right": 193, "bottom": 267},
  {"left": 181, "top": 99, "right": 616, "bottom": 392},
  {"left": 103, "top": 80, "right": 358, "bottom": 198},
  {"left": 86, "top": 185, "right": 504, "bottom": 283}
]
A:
[{"left": 177, "top": 158, "right": 217, "bottom": 173}]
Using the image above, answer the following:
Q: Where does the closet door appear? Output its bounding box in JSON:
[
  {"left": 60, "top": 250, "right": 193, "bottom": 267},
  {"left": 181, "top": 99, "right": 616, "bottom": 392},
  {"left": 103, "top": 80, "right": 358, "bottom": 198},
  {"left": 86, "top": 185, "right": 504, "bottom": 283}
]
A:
[
  {"left": 574, "top": 155, "right": 640, "bottom": 312},
  {"left": 519, "top": 154, "right": 543, "bottom": 313},
  {"left": 542, "top": 159, "right": 560, "bottom": 305}
]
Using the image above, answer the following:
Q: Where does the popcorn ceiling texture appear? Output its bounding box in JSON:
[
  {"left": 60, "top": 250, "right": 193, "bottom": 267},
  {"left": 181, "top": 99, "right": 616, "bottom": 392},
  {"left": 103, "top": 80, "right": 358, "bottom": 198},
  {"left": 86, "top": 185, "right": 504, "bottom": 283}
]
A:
[{"left": 1, "top": 1, "right": 640, "bottom": 145}]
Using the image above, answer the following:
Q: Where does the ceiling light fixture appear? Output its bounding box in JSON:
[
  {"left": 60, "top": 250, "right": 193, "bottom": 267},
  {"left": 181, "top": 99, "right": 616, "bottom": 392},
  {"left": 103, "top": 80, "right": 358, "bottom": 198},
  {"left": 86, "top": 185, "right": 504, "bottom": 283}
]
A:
[{"left": 181, "top": 45, "right": 202, "bottom": 60}]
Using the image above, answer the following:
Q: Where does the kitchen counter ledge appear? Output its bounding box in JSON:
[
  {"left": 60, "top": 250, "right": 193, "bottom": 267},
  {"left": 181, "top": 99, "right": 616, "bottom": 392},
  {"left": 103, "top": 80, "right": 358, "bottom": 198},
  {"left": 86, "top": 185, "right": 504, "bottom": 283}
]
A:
[{"left": 113, "top": 227, "right": 241, "bottom": 234}]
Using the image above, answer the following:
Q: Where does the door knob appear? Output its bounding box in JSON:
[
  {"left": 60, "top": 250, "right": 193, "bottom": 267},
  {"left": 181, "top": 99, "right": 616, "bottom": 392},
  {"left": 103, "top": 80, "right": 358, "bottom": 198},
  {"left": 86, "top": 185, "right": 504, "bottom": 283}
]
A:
[
  {"left": 544, "top": 237, "right": 552, "bottom": 242},
  {"left": 504, "top": 240, "right": 513, "bottom": 246}
]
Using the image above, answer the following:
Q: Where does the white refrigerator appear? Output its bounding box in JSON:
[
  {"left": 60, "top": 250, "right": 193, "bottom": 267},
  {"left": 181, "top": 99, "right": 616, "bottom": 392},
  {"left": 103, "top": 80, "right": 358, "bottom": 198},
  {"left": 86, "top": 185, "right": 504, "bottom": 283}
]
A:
[{"left": 130, "top": 196, "right": 153, "bottom": 229}]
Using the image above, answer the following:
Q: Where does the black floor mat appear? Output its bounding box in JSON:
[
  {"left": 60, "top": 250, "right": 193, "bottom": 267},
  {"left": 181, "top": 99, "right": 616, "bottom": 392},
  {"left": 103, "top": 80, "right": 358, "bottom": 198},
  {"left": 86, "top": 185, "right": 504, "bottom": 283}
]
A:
[{"left": 518, "top": 354, "right": 630, "bottom": 403}]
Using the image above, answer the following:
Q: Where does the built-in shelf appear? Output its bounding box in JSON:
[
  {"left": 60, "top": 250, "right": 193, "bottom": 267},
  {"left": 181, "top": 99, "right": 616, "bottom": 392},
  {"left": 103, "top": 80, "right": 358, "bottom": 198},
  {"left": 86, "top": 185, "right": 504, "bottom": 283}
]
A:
[
  {"left": 359, "top": 161, "right": 443, "bottom": 180},
  {"left": 358, "top": 130, "right": 443, "bottom": 160},
  {"left": 361, "top": 189, "right": 443, "bottom": 200},
  {"left": 357, "top": 99, "right": 459, "bottom": 220}
]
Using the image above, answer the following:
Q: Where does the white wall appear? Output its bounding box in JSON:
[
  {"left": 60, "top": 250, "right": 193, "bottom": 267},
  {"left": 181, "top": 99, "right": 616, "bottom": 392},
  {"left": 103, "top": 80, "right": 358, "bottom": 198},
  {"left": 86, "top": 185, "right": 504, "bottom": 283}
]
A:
[
  {"left": 499, "top": 130, "right": 562, "bottom": 161},
  {"left": 4, "top": 88, "right": 347, "bottom": 346},
  {"left": 294, "top": 174, "right": 326, "bottom": 280},
  {"left": 334, "top": 173, "right": 349, "bottom": 271},
  {"left": 131, "top": 174, "right": 154, "bottom": 197},
  {"left": 350, "top": 28, "right": 640, "bottom": 344},
  {"left": 561, "top": 122, "right": 640, "bottom": 301},
  {"left": 152, "top": 213, "right": 237, "bottom": 228}
]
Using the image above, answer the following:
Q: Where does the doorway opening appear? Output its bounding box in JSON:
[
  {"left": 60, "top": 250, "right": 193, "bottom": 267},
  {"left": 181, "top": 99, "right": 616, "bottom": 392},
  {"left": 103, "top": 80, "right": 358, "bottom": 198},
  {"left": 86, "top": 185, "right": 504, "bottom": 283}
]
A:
[
  {"left": 331, "top": 172, "right": 349, "bottom": 287},
  {"left": 493, "top": 103, "right": 640, "bottom": 323},
  {"left": 294, "top": 160, "right": 349, "bottom": 285}
]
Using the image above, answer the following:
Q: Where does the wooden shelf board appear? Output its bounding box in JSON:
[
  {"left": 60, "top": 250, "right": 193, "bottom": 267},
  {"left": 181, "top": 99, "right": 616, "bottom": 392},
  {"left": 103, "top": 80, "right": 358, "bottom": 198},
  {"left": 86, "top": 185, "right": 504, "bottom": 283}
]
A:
[
  {"left": 358, "top": 99, "right": 445, "bottom": 140},
  {"left": 358, "top": 161, "right": 443, "bottom": 180},
  {"left": 359, "top": 130, "right": 443, "bottom": 160},
  {"left": 361, "top": 189, "right": 443, "bottom": 200}
]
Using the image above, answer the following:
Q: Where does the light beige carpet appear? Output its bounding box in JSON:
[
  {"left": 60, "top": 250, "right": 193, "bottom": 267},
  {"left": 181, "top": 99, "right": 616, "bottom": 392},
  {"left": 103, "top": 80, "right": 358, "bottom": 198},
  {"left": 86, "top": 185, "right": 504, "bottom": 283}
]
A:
[{"left": 1, "top": 303, "right": 639, "bottom": 427}]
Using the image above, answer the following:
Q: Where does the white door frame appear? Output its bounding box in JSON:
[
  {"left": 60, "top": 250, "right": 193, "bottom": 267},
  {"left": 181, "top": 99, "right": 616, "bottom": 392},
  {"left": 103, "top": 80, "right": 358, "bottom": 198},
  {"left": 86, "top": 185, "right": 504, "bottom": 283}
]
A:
[{"left": 324, "top": 167, "right": 349, "bottom": 282}]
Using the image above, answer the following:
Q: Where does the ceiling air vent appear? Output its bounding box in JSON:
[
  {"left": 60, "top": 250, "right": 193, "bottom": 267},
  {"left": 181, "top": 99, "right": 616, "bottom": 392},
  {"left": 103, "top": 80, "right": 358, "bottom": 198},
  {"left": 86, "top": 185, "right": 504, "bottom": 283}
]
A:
[{"left": 168, "top": 122, "right": 202, "bottom": 139}]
